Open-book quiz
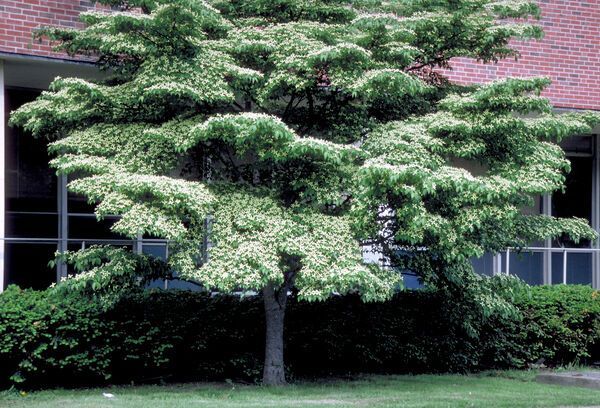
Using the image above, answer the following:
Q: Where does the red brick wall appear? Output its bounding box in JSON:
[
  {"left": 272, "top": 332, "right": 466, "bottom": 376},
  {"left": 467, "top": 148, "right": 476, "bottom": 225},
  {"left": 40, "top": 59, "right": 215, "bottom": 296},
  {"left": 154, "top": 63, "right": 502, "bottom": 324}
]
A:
[
  {"left": 1, "top": 0, "right": 598, "bottom": 110},
  {"left": 444, "top": 0, "right": 600, "bottom": 111},
  {"left": 0, "top": 0, "right": 101, "bottom": 60}
]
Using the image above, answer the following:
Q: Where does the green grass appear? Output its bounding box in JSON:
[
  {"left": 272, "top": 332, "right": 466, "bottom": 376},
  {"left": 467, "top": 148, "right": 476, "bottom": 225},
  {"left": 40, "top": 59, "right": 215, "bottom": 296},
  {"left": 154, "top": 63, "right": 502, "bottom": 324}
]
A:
[{"left": 1, "top": 371, "right": 599, "bottom": 408}]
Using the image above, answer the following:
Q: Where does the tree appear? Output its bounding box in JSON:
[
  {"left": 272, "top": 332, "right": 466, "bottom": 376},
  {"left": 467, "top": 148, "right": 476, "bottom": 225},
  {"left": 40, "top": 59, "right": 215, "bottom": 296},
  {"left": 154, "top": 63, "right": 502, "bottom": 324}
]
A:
[{"left": 10, "top": 0, "right": 599, "bottom": 385}]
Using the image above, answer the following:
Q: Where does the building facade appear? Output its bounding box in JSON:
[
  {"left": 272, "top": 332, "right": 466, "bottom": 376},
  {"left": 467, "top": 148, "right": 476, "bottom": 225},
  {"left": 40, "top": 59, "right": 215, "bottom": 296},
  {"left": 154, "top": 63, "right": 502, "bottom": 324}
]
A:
[
  {"left": 445, "top": 0, "right": 600, "bottom": 288},
  {"left": 0, "top": 0, "right": 599, "bottom": 291}
]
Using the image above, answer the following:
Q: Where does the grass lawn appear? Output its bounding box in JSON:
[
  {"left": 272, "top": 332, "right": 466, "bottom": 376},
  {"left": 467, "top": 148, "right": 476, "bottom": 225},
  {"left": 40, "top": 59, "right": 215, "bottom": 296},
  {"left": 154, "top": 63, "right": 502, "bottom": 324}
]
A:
[{"left": 1, "top": 371, "right": 599, "bottom": 408}]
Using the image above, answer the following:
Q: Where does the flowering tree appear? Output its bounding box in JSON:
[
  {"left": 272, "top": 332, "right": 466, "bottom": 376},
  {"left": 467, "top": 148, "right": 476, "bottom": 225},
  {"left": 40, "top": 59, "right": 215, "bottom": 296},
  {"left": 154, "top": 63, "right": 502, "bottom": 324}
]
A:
[{"left": 11, "top": 0, "right": 598, "bottom": 385}]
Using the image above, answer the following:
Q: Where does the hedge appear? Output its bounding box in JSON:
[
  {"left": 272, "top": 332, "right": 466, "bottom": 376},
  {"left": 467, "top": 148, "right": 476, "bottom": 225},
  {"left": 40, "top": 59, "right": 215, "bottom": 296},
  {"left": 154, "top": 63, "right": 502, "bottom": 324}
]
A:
[{"left": 1, "top": 283, "right": 598, "bottom": 389}]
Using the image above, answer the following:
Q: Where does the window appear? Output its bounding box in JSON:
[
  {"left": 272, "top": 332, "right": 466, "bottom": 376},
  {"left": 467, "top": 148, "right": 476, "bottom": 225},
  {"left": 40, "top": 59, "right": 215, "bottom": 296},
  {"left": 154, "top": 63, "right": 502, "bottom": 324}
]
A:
[
  {"left": 4, "top": 88, "right": 58, "bottom": 289},
  {"left": 472, "top": 134, "right": 597, "bottom": 287}
]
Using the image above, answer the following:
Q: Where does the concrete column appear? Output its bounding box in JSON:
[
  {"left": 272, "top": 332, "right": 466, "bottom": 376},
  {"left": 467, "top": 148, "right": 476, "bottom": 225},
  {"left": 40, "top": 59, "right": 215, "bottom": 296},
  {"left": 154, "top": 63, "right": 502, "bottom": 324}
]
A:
[
  {"left": 0, "top": 61, "right": 5, "bottom": 292},
  {"left": 593, "top": 135, "right": 600, "bottom": 289},
  {"left": 542, "top": 194, "right": 552, "bottom": 285},
  {"left": 492, "top": 253, "right": 501, "bottom": 275},
  {"left": 57, "top": 174, "right": 68, "bottom": 282},
  {"left": 135, "top": 233, "right": 143, "bottom": 255}
]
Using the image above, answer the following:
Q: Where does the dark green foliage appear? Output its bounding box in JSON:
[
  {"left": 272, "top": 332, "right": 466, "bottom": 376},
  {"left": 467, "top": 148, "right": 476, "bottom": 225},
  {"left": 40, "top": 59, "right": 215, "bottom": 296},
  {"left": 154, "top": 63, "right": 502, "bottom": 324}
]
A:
[
  {"left": 1, "top": 283, "right": 598, "bottom": 389},
  {"left": 10, "top": 0, "right": 600, "bottom": 386},
  {"left": 107, "top": 290, "right": 265, "bottom": 382},
  {"left": 0, "top": 287, "right": 113, "bottom": 387},
  {"left": 514, "top": 285, "right": 600, "bottom": 366}
]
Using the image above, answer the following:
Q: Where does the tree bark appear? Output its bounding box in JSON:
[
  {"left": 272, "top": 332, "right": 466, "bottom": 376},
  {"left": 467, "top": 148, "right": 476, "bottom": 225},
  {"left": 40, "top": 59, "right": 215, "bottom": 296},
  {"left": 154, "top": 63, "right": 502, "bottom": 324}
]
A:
[{"left": 262, "top": 282, "right": 287, "bottom": 385}]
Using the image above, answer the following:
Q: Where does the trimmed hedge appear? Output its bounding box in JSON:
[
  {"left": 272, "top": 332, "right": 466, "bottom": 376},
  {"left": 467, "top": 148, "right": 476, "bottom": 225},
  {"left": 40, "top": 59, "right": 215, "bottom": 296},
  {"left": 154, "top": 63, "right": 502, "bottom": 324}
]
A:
[
  {"left": 516, "top": 285, "right": 600, "bottom": 365},
  {"left": 1, "top": 284, "right": 598, "bottom": 389}
]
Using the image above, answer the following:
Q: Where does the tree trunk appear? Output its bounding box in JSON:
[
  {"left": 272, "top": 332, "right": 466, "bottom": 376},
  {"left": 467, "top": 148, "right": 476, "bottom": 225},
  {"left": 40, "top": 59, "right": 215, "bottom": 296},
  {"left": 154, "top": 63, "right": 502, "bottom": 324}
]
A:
[{"left": 262, "top": 282, "right": 287, "bottom": 385}]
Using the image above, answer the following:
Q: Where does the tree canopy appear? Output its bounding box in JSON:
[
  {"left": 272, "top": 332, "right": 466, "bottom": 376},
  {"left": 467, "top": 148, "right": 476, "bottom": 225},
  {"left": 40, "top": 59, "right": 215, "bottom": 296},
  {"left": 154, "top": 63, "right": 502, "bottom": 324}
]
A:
[{"left": 10, "top": 0, "right": 600, "bottom": 384}]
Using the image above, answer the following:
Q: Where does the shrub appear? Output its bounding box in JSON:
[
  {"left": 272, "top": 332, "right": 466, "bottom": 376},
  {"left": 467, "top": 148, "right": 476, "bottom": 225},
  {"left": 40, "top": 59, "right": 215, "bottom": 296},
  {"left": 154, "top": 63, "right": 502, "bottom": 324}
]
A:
[
  {"left": 106, "top": 290, "right": 264, "bottom": 383},
  {"left": 515, "top": 285, "right": 600, "bottom": 365},
  {"left": 1, "top": 282, "right": 598, "bottom": 389},
  {"left": 0, "top": 286, "right": 113, "bottom": 387},
  {"left": 0, "top": 287, "right": 264, "bottom": 388}
]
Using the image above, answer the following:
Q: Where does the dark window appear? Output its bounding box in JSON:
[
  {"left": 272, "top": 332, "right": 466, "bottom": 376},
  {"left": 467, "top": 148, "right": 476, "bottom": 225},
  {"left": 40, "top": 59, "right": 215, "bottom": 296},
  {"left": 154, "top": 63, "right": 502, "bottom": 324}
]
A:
[
  {"left": 509, "top": 252, "right": 544, "bottom": 285},
  {"left": 5, "top": 242, "right": 56, "bottom": 289},
  {"left": 552, "top": 155, "right": 593, "bottom": 248},
  {"left": 5, "top": 88, "right": 57, "bottom": 213},
  {"left": 4, "top": 88, "right": 58, "bottom": 289},
  {"left": 552, "top": 252, "right": 593, "bottom": 285},
  {"left": 6, "top": 212, "right": 58, "bottom": 238},
  {"left": 68, "top": 184, "right": 96, "bottom": 213},
  {"left": 142, "top": 243, "right": 167, "bottom": 260},
  {"left": 560, "top": 136, "right": 593, "bottom": 156},
  {"left": 550, "top": 137, "right": 594, "bottom": 285},
  {"left": 471, "top": 252, "right": 494, "bottom": 277},
  {"left": 68, "top": 215, "right": 121, "bottom": 240}
]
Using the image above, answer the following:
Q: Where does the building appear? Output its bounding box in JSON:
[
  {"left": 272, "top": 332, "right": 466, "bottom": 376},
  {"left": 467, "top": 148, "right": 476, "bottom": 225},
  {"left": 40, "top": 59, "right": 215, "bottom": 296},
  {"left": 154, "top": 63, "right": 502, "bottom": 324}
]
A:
[
  {"left": 0, "top": 0, "right": 599, "bottom": 291},
  {"left": 446, "top": 0, "right": 600, "bottom": 288}
]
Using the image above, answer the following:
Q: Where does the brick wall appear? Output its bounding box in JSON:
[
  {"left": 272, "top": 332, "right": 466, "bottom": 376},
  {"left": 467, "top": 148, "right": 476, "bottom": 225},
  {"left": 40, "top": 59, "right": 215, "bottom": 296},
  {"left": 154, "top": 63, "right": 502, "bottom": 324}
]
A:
[
  {"left": 1, "top": 0, "right": 598, "bottom": 110},
  {"left": 0, "top": 0, "right": 101, "bottom": 59},
  {"left": 444, "top": 0, "right": 600, "bottom": 111}
]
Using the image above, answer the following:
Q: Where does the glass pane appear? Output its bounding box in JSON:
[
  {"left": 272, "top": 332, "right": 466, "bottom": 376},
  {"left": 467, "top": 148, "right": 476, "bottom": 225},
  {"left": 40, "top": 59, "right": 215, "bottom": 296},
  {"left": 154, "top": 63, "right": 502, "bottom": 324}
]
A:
[
  {"left": 68, "top": 215, "right": 122, "bottom": 240},
  {"left": 522, "top": 195, "right": 543, "bottom": 216},
  {"left": 143, "top": 244, "right": 167, "bottom": 289},
  {"left": 142, "top": 244, "right": 167, "bottom": 260},
  {"left": 552, "top": 156, "right": 592, "bottom": 248},
  {"left": 141, "top": 243, "right": 203, "bottom": 290},
  {"left": 401, "top": 272, "right": 422, "bottom": 290},
  {"left": 509, "top": 251, "right": 543, "bottom": 285},
  {"left": 5, "top": 242, "right": 57, "bottom": 289},
  {"left": 68, "top": 191, "right": 96, "bottom": 213},
  {"left": 147, "top": 279, "right": 167, "bottom": 289},
  {"left": 471, "top": 253, "right": 494, "bottom": 276},
  {"left": 560, "top": 136, "right": 593, "bottom": 155},
  {"left": 5, "top": 89, "right": 57, "bottom": 212},
  {"left": 551, "top": 252, "right": 565, "bottom": 284},
  {"left": 167, "top": 279, "right": 203, "bottom": 291},
  {"left": 5, "top": 212, "right": 58, "bottom": 238},
  {"left": 567, "top": 253, "right": 592, "bottom": 285},
  {"left": 551, "top": 252, "right": 592, "bottom": 285}
]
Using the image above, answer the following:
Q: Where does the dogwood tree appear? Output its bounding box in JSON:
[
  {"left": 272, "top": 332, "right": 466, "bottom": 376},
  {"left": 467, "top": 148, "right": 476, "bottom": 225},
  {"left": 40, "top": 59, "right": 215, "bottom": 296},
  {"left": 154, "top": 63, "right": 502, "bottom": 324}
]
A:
[{"left": 11, "top": 0, "right": 598, "bottom": 384}]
